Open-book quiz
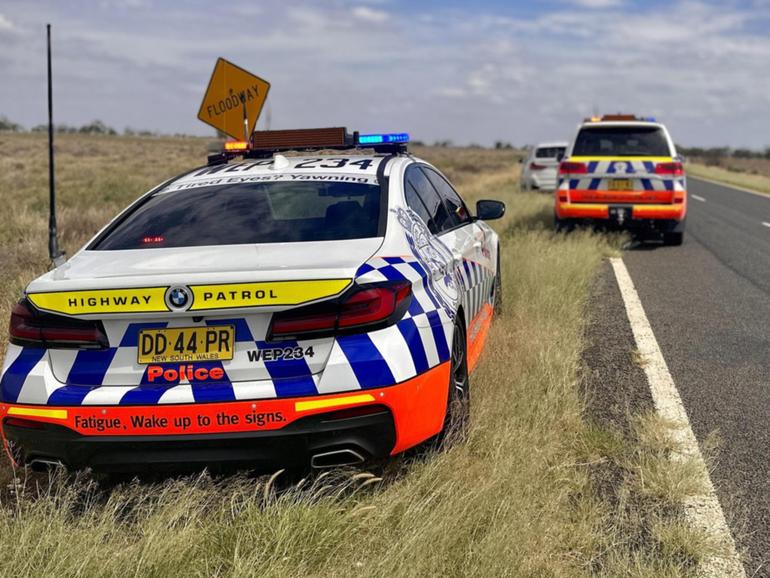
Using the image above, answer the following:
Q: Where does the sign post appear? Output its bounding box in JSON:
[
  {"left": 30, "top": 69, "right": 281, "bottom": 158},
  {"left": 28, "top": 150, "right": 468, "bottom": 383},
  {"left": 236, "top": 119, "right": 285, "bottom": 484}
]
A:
[{"left": 197, "top": 58, "right": 270, "bottom": 141}]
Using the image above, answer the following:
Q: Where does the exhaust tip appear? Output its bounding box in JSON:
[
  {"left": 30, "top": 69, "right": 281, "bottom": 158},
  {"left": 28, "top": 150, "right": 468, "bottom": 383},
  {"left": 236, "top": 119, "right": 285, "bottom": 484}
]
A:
[
  {"left": 28, "top": 458, "right": 66, "bottom": 473},
  {"left": 310, "top": 449, "right": 365, "bottom": 469}
]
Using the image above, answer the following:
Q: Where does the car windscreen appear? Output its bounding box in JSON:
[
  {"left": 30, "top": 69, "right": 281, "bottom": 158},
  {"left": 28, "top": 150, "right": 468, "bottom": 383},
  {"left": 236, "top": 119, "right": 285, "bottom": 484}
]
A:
[
  {"left": 572, "top": 126, "right": 670, "bottom": 157},
  {"left": 91, "top": 180, "right": 382, "bottom": 250},
  {"left": 535, "top": 147, "right": 566, "bottom": 159}
]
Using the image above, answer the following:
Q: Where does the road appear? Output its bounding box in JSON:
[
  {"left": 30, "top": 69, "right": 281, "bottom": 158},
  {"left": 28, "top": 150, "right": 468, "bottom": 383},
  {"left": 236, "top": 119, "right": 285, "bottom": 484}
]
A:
[{"left": 618, "top": 177, "right": 770, "bottom": 575}]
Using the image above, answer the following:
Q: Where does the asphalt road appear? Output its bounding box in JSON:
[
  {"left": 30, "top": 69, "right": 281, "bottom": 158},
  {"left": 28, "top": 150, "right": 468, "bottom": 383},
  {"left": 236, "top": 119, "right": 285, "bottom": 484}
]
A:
[{"left": 621, "top": 177, "right": 770, "bottom": 575}]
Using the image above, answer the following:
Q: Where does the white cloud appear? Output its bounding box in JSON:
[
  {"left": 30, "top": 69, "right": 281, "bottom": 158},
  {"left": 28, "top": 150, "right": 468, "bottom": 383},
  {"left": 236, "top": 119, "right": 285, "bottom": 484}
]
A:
[
  {"left": 351, "top": 6, "right": 389, "bottom": 23},
  {"left": 1, "top": 0, "right": 770, "bottom": 147},
  {"left": 0, "top": 13, "right": 14, "bottom": 31}
]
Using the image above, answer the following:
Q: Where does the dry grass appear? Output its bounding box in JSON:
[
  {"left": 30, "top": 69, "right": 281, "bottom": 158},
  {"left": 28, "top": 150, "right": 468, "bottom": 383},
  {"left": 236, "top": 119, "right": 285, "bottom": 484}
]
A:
[
  {"left": 0, "top": 134, "right": 714, "bottom": 576},
  {"left": 686, "top": 162, "right": 770, "bottom": 196}
]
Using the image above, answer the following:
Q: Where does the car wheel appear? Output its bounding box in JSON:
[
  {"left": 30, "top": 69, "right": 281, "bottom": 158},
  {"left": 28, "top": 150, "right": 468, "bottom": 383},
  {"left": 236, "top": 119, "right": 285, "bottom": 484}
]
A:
[
  {"left": 663, "top": 231, "right": 684, "bottom": 246},
  {"left": 437, "top": 316, "right": 470, "bottom": 447}
]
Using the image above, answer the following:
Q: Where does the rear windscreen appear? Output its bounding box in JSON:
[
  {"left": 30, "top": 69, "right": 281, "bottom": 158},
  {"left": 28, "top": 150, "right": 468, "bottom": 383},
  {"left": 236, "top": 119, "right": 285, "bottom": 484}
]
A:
[
  {"left": 572, "top": 126, "right": 670, "bottom": 157},
  {"left": 535, "top": 147, "right": 566, "bottom": 159},
  {"left": 92, "top": 181, "right": 381, "bottom": 250}
]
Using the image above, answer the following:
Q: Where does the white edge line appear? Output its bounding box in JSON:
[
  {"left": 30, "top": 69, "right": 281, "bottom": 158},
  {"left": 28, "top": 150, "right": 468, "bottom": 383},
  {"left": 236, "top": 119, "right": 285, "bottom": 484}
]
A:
[
  {"left": 691, "top": 194, "right": 706, "bottom": 202},
  {"left": 610, "top": 257, "right": 745, "bottom": 578},
  {"left": 688, "top": 174, "right": 770, "bottom": 201}
]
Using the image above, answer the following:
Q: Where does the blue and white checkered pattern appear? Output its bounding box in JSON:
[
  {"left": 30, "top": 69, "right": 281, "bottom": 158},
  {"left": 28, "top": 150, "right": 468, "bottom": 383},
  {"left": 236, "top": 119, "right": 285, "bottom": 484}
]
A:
[
  {"left": 558, "top": 160, "right": 686, "bottom": 192},
  {"left": 0, "top": 254, "right": 478, "bottom": 406}
]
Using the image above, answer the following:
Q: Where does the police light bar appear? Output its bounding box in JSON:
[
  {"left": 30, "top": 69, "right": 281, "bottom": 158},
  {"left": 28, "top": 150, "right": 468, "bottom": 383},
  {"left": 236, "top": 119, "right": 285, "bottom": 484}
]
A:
[
  {"left": 357, "top": 133, "right": 410, "bottom": 145},
  {"left": 208, "top": 127, "right": 410, "bottom": 165},
  {"left": 584, "top": 114, "right": 657, "bottom": 123}
]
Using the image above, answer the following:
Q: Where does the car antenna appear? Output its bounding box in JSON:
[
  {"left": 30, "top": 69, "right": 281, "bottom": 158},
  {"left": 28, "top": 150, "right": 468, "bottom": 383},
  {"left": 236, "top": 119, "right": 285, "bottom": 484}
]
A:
[{"left": 47, "top": 24, "right": 65, "bottom": 268}]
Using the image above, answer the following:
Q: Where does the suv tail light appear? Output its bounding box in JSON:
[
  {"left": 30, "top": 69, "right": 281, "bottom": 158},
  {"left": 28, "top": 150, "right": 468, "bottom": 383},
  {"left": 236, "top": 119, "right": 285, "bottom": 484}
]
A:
[
  {"left": 529, "top": 162, "right": 547, "bottom": 170},
  {"left": 559, "top": 161, "right": 587, "bottom": 175},
  {"left": 655, "top": 162, "right": 684, "bottom": 176},
  {"left": 269, "top": 281, "right": 412, "bottom": 340},
  {"left": 9, "top": 300, "right": 108, "bottom": 349}
]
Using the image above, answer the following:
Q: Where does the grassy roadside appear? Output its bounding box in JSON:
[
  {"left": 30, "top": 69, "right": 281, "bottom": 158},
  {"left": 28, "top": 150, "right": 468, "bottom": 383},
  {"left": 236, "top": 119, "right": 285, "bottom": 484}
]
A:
[
  {"left": 686, "top": 162, "right": 770, "bottom": 196},
  {"left": 0, "top": 134, "right": 719, "bottom": 576}
]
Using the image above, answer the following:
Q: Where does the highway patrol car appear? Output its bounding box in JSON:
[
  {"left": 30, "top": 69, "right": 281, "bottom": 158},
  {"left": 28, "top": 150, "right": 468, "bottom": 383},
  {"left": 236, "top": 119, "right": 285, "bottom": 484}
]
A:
[
  {"left": 0, "top": 128, "right": 505, "bottom": 472},
  {"left": 555, "top": 115, "right": 687, "bottom": 245}
]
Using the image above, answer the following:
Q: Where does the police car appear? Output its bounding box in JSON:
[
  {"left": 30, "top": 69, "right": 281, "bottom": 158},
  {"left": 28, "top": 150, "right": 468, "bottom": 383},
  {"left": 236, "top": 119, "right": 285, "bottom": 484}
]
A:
[
  {"left": 0, "top": 127, "right": 505, "bottom": 472},
  {"left": 555, "top": 115, "right": 687, "bottom": 245}
]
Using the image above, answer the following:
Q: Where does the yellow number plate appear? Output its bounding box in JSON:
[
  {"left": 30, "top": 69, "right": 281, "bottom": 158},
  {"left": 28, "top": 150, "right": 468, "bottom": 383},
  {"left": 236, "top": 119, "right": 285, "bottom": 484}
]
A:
[
  {"left": 608, "top": 178, "right": 634, "bottom": 191},
  {"left": 137, "top": 326, "right": 235, "bottom": 364}
]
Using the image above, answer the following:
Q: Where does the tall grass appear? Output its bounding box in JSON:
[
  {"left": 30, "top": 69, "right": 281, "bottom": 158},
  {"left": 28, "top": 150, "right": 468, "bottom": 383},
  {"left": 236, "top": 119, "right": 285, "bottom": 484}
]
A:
[{"left": 0, "top": 135, "right": 714, "bottom": 576}]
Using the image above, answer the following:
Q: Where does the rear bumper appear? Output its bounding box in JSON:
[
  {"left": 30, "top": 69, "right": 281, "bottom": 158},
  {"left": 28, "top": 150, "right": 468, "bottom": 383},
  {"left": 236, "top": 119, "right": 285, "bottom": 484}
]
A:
[
  {"left": 556, "top": 202, "right": 686, "bottom": 222},
  {"left": 4, "top": 409, "right": 395, "bottom": 473},
  {"left": 0, "top": 362, "right": 450, "bottom": 472},
  {"left": 530, "top": 174, "right": 558, "bottom": 190}
]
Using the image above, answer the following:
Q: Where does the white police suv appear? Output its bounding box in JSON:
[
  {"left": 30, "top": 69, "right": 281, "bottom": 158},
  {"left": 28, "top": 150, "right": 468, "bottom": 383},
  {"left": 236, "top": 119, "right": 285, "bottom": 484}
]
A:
[{"left": 0, "top": 127, "right": 504, "bottom": 472}]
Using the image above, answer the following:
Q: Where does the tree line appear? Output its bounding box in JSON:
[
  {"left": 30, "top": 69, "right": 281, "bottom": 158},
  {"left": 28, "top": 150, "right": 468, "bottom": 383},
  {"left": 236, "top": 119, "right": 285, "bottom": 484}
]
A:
[{"left": 0, "top": 115, "right": 171, "bottom": 137}]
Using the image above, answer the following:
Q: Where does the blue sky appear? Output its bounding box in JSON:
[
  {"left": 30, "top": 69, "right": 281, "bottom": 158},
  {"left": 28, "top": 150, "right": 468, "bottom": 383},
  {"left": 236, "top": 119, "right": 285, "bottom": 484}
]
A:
[{"left": 1, "top": 0, "right": 770, "bottom": 147}]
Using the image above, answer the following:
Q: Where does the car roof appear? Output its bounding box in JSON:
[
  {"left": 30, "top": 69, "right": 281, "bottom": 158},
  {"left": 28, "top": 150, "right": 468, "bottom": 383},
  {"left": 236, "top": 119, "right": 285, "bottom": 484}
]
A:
[{"left": 535, "top": 142, "right": 568, "bottom": 148}]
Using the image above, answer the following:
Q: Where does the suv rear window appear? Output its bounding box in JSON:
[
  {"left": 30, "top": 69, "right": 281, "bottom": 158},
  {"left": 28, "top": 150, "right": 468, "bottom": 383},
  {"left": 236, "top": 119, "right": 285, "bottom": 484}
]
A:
[
  {"left": 572, "top": 126, "right": 670, "bottom": 157},
  {"left": 535, "top": 147, "right": 566, "bottom": 159},
  {"left": 92, "top": 181, "right": 381, "bottom": 250}
]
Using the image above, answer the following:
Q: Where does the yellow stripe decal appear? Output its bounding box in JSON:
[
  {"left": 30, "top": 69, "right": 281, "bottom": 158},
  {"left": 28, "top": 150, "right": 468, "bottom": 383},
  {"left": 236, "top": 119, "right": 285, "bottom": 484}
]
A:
[
  {"left": 8, "top": 407, "right": 68, "bottom": 420},
  {"left": 28, "top": 287, "right": 168, "bottom": 315},
  {"left": 26, "top": 279, "right": 353, "bottom": 315},
  {"left": 190, "top": 279, "right": 352, "bottom": 311},
  {"left": 295, "top": 394, "right": 376, "bottom": 413}
]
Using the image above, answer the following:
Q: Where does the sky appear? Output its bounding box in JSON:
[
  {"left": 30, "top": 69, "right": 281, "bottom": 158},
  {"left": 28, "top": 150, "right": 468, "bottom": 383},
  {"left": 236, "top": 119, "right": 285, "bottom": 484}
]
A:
[{"left": 1, "top": 0, "right": 770, "bottom": 147}]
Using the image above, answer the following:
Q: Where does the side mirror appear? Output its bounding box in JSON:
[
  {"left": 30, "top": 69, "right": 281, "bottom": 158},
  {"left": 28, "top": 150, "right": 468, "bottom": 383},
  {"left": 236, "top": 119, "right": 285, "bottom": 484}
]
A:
[{"left": 476, "top": 200, "right": 506, "bottom": 221}]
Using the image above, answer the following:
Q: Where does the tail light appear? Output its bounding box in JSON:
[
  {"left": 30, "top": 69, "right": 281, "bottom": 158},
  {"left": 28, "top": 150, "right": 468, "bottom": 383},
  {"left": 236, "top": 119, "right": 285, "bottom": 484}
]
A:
[
  {"left": 9, "top": 300, "right": 108, "bottom": 349},
  {"left": 529, "top": 162, "right": 547, "bottom": 170},
  {"left": 559, "top": 161, "right": 587, "bottom": 175},
  {"left": 269, "top": 281, "right": 412, "bottom": 340},
  {"left": 655, "top": 162, "right": 684, "bottom": 176}
]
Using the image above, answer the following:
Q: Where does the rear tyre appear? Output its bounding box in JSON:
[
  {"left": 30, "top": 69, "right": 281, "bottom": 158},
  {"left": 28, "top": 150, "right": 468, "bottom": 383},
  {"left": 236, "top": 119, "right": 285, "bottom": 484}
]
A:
[
  {"left": 555, "top": 214, "right": 572, "bottom": 233},
  {"left": 436, "top": 316, "right": 470, "bottom": 447},
  {"left": 663, "top": 231, "right": 684, "bottom": 246}
]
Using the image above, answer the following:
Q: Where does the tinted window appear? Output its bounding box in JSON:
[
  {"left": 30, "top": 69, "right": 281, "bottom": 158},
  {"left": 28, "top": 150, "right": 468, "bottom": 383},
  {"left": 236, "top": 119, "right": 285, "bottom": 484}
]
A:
[
  {"left": 93, "top": 181, "right": 381, "bottom": 250},
  {"left": 404, "top": 181, "right": 433, "bottom": 229},
  {"left": 535, "top": 147, "right": 566, "bottom": 159},
  {"left": 406, "top": 167, "right": 452, "bottom": 233},
  {"left": 572, "top": 126, "right": 670, "bottom": 157},
  {"left": 423, "top": 168, "right": 471, "bottom": 226}
]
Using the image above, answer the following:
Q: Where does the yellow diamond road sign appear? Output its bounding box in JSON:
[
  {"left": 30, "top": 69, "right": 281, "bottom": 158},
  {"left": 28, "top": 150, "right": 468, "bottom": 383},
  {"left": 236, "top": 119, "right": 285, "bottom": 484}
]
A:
[{"left": 198, "top": 58, "right": 271, "bottom": 140}]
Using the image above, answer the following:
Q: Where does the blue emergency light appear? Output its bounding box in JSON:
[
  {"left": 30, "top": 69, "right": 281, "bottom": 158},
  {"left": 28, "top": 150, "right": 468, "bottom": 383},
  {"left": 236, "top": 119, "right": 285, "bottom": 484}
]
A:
[{"left": 357, "top": 133, "right": 410, "bottom": 145}]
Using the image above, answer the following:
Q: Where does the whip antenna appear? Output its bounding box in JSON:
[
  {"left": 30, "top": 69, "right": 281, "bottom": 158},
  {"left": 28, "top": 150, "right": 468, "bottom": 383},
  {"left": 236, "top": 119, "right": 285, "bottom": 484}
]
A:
[{"left": 47, "top": 24, "right": 64, "bottom": 267}]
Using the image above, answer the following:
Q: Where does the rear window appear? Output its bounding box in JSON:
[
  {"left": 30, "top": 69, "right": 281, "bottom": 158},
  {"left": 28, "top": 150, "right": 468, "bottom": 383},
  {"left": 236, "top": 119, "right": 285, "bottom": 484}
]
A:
[
  {"left": 535, "top": 147, "right": 566, "bottom": 159},
  {"left": 92, "top": 181, "right": 381, "bottom": 250},
  {"left": 572, "top": 126, "right": 670, "bottom": 157}
]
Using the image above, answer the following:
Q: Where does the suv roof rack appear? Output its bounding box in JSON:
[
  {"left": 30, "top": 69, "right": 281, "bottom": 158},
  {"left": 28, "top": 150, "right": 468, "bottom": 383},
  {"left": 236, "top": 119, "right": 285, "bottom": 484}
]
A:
[{"left": 207, "top": 127, "right": 410, "bottom": 165}]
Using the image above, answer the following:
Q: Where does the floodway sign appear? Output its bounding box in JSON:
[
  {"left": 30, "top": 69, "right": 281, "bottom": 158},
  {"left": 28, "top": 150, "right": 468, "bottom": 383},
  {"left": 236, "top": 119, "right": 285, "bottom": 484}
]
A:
[{"left": 198, "top": 58, "right": 270, "bottom": 140}]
